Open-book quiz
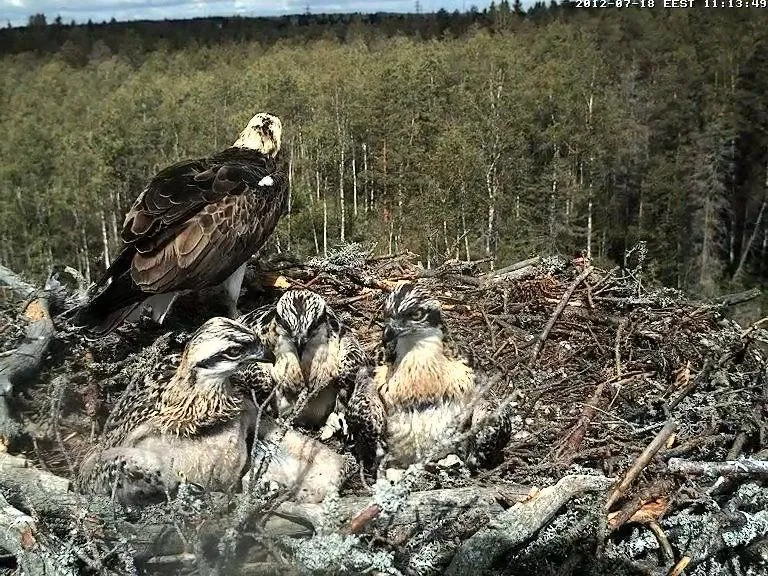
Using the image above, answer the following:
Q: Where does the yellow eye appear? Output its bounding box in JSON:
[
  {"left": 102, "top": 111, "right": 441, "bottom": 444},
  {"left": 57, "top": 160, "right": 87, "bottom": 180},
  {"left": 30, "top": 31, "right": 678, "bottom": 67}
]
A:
[{"left": 409, "top": 309, "right": 427, "bottom": 321}]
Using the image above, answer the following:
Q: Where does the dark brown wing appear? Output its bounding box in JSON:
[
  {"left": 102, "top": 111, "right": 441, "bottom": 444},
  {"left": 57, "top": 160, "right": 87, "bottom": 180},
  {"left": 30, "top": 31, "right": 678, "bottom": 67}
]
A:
[
  {"left": 126, "top": 149, "right": 287, "bottom": 292},
  {"left": 79, "top": 148, "right": 287, "bottom": 332},
  {"left": 122, "top": 148, "right": 269, "bottom": 250}
]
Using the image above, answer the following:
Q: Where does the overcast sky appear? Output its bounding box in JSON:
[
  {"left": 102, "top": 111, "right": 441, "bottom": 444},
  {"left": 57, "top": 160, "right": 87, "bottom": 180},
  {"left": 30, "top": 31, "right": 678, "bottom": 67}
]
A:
[{"left": 1, "top": 0, "right": 492, "bottom": 27}]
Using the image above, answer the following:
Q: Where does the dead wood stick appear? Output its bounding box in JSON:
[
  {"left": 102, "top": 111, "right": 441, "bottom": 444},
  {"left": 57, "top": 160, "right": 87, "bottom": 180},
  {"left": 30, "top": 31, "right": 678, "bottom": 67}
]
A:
[
  {"left": 346, "top": 503, "right": 381, "bottom": 534},
  {"left": 0, "top": 453, "right": 70, "bottom": 492},
  {"left": 279, "top": 484, "right": 522, "bottom": 536},
  {"left": 485, "top": 256, "right": 541, "bottom": 280},
  {"left": 591, "top": 266, "right": 619, "bottom": 294},
  {"left": 711, "top": 287, "right": 761, "bottom": 307},
  {"left": 615, "top": 318, "right": 628, "bottom": 378},
  {"left": 0, "top": 264, "right": 37, "bottom": 301},
  {"left": 668, "top": 360, "right": 713, "bottom": 410},
  {"left": 668, "top": 556, "right": 691, "bottom": 576},
  {"left": 415, "top": 267, "right": 483, "bottom": 287},
  {"left": 0, "top": 276, "right": 55, "bottom": 444},
  {"left": 668, "top": 458, "right": 768, "bottom": 479},
  {"left": 445, "top": 474, "right": 614, "bottom": 576},
  {"left": 0, "top": 493, "right": 70, "bottom": 576},
  {"left": 663, "top": 433, "right": 735, "bottom": 459},
  {"left": 555, "top": 380, "right": 606, "bottom": 465},
  {"left": 528, "top": 266, "right": 593, "bottom": 366},
  {"left": 648, "top": 520, "right": 674, "bottom": 564},
  {"left": 727, "top": 432, "right": 748, "bottom": 461},
  {"left": 0, "top": 457, "right": 528, "bottom": 558},
  {"left": 606, "top": 420, "right": 677, "bottom": 509}
]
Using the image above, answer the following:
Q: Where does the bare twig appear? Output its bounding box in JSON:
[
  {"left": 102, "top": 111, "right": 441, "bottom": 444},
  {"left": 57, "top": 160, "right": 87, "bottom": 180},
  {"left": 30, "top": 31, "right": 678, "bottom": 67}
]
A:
[
  {"left": 486, "top": 256, "right": 540, "bottom": 279},
  {"left": 615, "top": 318, "right": 628, "bottom": 378},
  {"left": 668, "top": 556, "right": 691, "bottom": 576},
  {"left": 555, "top": 380, "right": 606, "bottom": 465},
  {"left": 528, "top": 266, "right": 593, "bottom": 366},
  {"left": 606, "top": 420, "right": 677, "bottom": 509},
  {"left": 346, "top": 503, "right": 382, "bottom": 534},
  {"left": 0, "top": 272, "right": 55, "bottom": 444},
  {"left": 648, "top": 520, "right": 674, "bottom": 564}
]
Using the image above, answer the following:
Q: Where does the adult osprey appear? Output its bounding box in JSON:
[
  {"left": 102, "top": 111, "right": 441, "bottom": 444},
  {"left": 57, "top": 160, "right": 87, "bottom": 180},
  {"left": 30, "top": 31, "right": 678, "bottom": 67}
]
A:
[
  {"left": 78, "top": 112, "right": 288, "bottom": 335},
  {"left": 348, "top": 283, "right": 512, "bottom": 472}
]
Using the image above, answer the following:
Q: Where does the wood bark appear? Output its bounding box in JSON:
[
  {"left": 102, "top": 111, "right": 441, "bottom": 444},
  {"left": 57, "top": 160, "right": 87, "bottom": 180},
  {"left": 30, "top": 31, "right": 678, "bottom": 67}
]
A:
[
  {"left": 0, "top": 453, "right": 533, "bottom": 563},
  {"left": 446, "top": 475, "right": 613, "bottom": 576},
  {"left": 0, "top": 271, "right": 55, "bottom": 443}
]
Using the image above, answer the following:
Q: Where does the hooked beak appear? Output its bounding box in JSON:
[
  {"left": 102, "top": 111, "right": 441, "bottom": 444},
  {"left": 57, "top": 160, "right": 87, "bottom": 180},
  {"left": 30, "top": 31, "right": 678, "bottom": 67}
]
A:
[
  {"left": 246, "top": 341, "right": 275, "bottom": 364},
  {"left": 382, "top": 321, "right": 405, "bottom": 345},
  {"left": 294, "top": 335, "right": 307, "bottom": 357}
]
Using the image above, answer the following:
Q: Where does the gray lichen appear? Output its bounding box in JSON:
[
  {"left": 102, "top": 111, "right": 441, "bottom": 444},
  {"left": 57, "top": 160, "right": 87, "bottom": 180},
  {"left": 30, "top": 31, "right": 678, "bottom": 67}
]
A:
[
  {"left": 282, "top": 532, "right": 401, "bottom": 576},
  {"left": 307, "top": 243, "right": 371, "bottom": 272}
]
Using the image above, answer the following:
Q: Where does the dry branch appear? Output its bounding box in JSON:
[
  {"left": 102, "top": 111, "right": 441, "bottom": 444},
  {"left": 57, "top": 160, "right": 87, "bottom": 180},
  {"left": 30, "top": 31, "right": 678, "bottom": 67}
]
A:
[
  {"left": 606, "top": 420, "right": 677, "bottom": 509},
  {"left": 0, "top": 273, "right": 55, "bottom": 444},
  {"left": 555, "top": 380, "right": 606, "bottom": 465},
  {"left": 0, "top": 264, "right": 37, "bottom": 301},
  {"left": 528, "top": 266, "right": 593, "bottom": 366},
  {"left": 0, "top": 493, "right": 72, "bottom": 576},
  {"left": 0, "top": 453, "right": 531, "bottom": 562},
  {"left": 667, "top": 458, "right": 768, "bottom": 479},
  {"left": 711, "top": 287, "right": 761, "bottom": 306},
  {"left": 445, "top": 474, "right": 614, "bottom": 576}
]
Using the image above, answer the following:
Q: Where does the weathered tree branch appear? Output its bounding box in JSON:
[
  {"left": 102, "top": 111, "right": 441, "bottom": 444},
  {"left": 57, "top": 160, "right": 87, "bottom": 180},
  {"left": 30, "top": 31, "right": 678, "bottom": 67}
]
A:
[
  {"left": 668, "top": 458, "right": 768, "bottom": 479},
  {"left": 528, "top": 266, "right": 593, "bottom": 366},
  {"left": 711, "top": 287, "right": 761, "bottom": 307},
  {"left": 0, "top": 453, "right": 532, "bottom": 563},
  {"left": 0, "top": 493, "right": 74, "bottom": 576},
  {"left": 445, "top": 474, "right": 614, "bottom": 576},
  {"left": 0, "top": 269, "right": 55, "bottom": 444},
  {"left": 606, "top": 420, "right": 677, "bottom": 509},
  {"left": 0, "top": 264, "right": 37, "bottom": 301}
]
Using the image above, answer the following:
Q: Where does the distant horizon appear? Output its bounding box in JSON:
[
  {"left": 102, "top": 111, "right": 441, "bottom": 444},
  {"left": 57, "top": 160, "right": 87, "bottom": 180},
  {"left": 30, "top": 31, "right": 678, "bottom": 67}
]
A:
[{"left": 1, "top": 0, "right": 503, "bottom": 28}]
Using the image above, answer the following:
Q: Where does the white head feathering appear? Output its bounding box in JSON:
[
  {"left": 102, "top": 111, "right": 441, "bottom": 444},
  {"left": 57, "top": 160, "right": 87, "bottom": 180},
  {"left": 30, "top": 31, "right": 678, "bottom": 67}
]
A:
[{"left": 232, "top": 112, "right": 282, "bottom": 156}]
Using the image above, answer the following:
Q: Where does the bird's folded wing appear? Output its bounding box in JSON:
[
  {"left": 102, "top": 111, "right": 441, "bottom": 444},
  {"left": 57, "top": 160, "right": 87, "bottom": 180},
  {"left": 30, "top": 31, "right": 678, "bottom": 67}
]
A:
[
  {"left": 347, "top": 367, "right": 387, "bottom": 469},
  {"left": 127, "top": 171, "right": 285, "bottom": 293}
]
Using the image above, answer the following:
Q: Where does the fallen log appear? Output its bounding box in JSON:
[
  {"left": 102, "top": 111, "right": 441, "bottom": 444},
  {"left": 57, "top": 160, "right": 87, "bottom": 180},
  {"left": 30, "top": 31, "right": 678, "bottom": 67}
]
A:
[
  {"left": 0, "top": 493, "right": 74, "bottom": 576},
  {"left": 0, "top": 272, "right": 55, "bottom": 444},
  {"left": 0, "top": 264, "right": 37, "bottom": 301},
  {"left": 711, "top": 287, "right": 761, "bottom": 307},
  {"left": 445, "top": 474, "right": 614, "bottom": 576}
]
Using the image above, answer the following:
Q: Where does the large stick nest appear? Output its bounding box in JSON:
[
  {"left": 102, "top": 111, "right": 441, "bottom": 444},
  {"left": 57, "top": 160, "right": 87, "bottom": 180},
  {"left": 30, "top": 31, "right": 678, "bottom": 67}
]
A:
[{"left": 0, "top": 246, "right": 767, "bottom": 576}]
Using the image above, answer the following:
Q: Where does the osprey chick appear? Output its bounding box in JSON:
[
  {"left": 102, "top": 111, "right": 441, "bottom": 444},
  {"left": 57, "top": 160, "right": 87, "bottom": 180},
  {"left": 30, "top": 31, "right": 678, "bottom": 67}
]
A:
[
  {"left": 78, "top": 317, "right": 346, "bottom": 505},
  {"left": 348, "top": 283, "right": 511, "bottom": 471},
  {"left": 237, "top": 290, "right": 367, "bottom": 432},
  {"left": 78, "top": 112, "right": 288, "bottom": 334}
]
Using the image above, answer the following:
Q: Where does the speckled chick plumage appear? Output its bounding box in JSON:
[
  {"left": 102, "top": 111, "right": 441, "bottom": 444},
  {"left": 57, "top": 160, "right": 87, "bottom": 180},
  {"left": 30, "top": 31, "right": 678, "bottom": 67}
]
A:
[
  {"left": 77, "top": 317, "right": 274, "bottom": 504},
  {"left": 236, "top": 289, "right": 367, "bottom": 429},
  {"left": 348, "top": 283, "right": 511, "bottom": 471}
]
